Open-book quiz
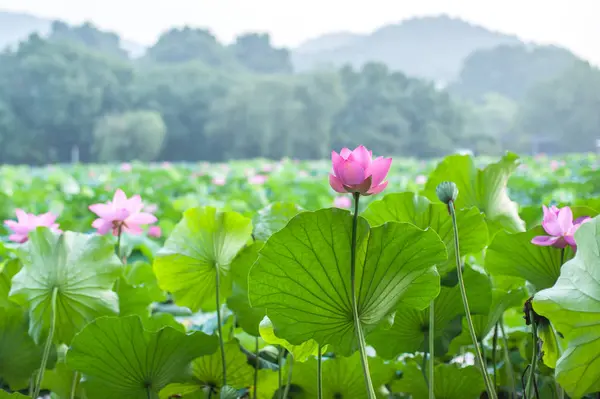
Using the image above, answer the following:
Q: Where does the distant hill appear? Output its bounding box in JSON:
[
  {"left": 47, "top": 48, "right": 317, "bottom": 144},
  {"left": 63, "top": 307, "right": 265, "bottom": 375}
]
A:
[
  {"left": 292, "top": 15, "right": 524, "bottom": 83},
  {"left": 0, "top": 10, "right": 145, "bottom": 57}
]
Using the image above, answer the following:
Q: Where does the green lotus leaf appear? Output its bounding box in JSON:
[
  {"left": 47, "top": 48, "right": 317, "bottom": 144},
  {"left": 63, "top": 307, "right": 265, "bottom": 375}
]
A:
[
  {"left": 0, "top": 259, "right": 20, "bottom": 308},
  {"left": 369, "top": 265, "right": 491, "bottom": 358},
  {"left": 227, "top": 242, "right": 266, "bottom": 336},
  {"left": 291, "top": 352, "right": 394, "bottom": 398},
  {"left": 9, "top": 228, "right": 122, "bottom": 344},
  {"left": 0, "top": 306, "right": 55, "bottom": 390},
  {"left": 392, "top": 359, "right": 484, "bottom": 399},
  {"left": 259, "top": 317, "right": 322, "bottom": 362},
  {"left": 486, "top": 227, "right": 572, "bottom": 291},
  {"left": 118, "top": 261, "right": 167, "bottom": 317},
  {"left": 363, "top": 192, "right": 488, "bottom": 274},
  {"left": 249, "top": 208, "right": 446, "bottom": 355},
  {"left": 154, "top": 206, "right": 253, "bottom": 312},
  {"left": 159, "top": 339, "right": 254, "bottom": 398},
  {"left": 42, "top": 345, "right": 82, "bottom": 399},
  {"left": 534, "top": 216, "right": 600, "bottom": 397},
  {"left": 0, "top": 392, "right": 30, "bottom": 398},
  {"left": 423, "top": 152, "right": 525, "bottom": 234},
  {"left": 66, "top": 315, "right": 218, "bottom": 399},
  {"left": 252, "top": 202, "right": 303, "bottom": 242}
]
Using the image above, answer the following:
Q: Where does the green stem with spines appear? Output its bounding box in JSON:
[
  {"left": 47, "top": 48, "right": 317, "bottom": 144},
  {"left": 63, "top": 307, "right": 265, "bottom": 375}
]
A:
[
  {"left": 70, "top": 371, "right": 79, "bottom": 399},
  {"left": 254, "top": 336, "right": 259, "bottom": 399},
  {"left": 278, "top": 348, "right": 283, "bottom": 398},
  {"left": 526, "top": 309, "right": 539, "bottom": 399},
  {"left": 448, "top": 200, "right": 497, "bottom": 399},
  {"left": 350, "top": 193, "right": 377, "bottom": 399},
  {"left": 215, "top": 264, "right": 227, "bottom": 387},
  {"left": 499, "top": 318, "right": 516, "bottom": 399},
  {"left": 428, "top": 300, "right": 435, "bottom": 399},
  {"left": 317, "top": 344, "right": 323, "bottom": 399},
  {"left": 33, "top": 286, "right": 59, "bottom": 399},
  {"left": 492, "top": 322, "right": 499, "bottom": 392},
  {"left": 282, "top": 355, "right": 294, "bottom": 399}
]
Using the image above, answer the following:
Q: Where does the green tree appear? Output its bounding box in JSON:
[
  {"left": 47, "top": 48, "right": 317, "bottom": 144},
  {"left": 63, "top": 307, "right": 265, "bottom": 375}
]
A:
[
  {"left": 93, "top": 110, "right": 167, "bottom": 162},
  {"left": 231, "top": 33, "right": 292, "bottom": 74},
  {"left": 145, "top": 27, "right": 239, "bottom": 69},
  {"left": 451, "top": 44, "right": 580, "bottom": 101},
  {"left": 49, "top": 21, "right": 128, "bottom": 59},
  {"left": 515, "top": 61, "right": 600, "bottom": 153}
]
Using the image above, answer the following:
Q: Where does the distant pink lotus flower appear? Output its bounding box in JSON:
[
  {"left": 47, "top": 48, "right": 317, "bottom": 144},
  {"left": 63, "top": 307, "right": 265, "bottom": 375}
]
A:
[
  {"left": 249, "top": 175, "right": 268, "bottom": 185},
  {"left": 298, "top": 171, "right": 309, "bottom": 178},
  {"left": 212, "top": 176, "right": 226, "bottom": 186},
  {"left": 262, "top": 164, "right": 274, "bottom": 172},
  {"left": 148, "top": 225, "right": 162, "bottom": 238},
  {"left": 550, "top": 160, "right": 560, "bottom": 171},
  {"left": 161, "top": 161, "right": 172, "bottom": 169},
  {"left": 333, "top": 196, "right": 352, "bottom": 209},
  {"left": 532, "top": 205, "right": 590, "bottom": 250},
  {"left": 329, "top": 145, "right": 391, "bottom": 196},
  {"left": 89, "top": 189, "right": 157, "bottom": 236},
  {"left": 4, "top": 209, "right": 61, "bottom": 243},
  {"left": 120, "top": 163, "right": 132, "bottom": 172},
  {"left": 415, "top": 175, "right": 427, "bottom": 185}
]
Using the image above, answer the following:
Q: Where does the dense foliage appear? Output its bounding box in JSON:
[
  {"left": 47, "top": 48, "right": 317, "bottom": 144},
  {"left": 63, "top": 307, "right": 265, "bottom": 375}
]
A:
[
  {"left": 0, "top": 21, "right": 599, "bottom": 164},
  {"left": 1, "top": 153, "right": 600, "bottom": 398}
]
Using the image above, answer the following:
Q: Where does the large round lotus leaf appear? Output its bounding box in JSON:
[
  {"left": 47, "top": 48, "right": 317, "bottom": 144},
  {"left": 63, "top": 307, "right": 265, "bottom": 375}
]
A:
[
  {"left": 227, "top": 242, "right": 266, "bottom": 336},
  {"left": 159, "top": 339, "right": 254, "bottom": 398},
  {"left": 249, "top": 208, "right": 446, "bottom": 355},
  {"left": 9, "top": 228, "right": 121, "bottom": 344},
  {"left": 369, "top": 264, "right": 492, "bottom": 358},
  {"left": 422, "top": 153, "right": 525, "bottom": 234},
  {"left": 0, "top": 259, "right": 20, "bottom": 308},
  {"left": 252, "top": 202, "right": 303, "bottom": 242},
  {"left": 392, "top": 359, "right": 484, "bottom": 399},
  {"left": 154, "top": 206, "right": 252, "bottom": 312},
  {"left": 117, "top": 261, "right": 167, "bottom": 317},
  {"left": 0, "top": 305, "right": 55, "bottom": 390},
  {"left": 363, "top": 192, "right": 488, "bottom": 274},
  {"left": 290, "top": 352, "right": 394, "bottom": 398},
  {"left": 486, "top": 227, "right": 572, "bottom": 291},
  {"left": 0, "top": 392, "right": 30, "bottom": 398},
  {"left": 66, "top": 315, "right": 218, "bottom": 399},
  {"left": 534, "top": 216, "right": 600, "bottom": 397},
  {"left": 259, "top": 317, "right": 321, "bottom": 362}
]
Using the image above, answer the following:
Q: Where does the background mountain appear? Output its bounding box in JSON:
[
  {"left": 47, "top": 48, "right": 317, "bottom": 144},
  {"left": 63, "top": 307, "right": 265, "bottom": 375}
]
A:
[
  {"left": 0, "top": 10, "right": 145, "bottom": 57},
  {"left": 291, "top": 15, "right": 524, "bottom": 83}
]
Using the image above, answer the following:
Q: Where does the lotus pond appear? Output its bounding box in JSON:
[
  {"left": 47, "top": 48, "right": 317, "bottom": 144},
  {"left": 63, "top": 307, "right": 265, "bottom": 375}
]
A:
[{"left": 1, "top": 151, "right": 600, "bottom": 399}]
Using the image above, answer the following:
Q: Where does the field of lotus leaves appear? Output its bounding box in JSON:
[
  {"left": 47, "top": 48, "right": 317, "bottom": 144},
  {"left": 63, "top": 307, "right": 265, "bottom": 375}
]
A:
[{"left": 1, "top": 151, "right": 600, "bottom": 399}]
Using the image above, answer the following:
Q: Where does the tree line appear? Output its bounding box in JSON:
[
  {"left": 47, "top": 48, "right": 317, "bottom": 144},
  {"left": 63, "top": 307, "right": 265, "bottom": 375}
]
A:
[{"left": 0, "top": 22, "right": 598, "bottom": 164}]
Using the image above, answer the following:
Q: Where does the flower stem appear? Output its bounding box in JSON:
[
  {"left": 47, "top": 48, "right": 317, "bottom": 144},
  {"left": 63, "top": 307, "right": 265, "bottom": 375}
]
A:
[
  {"left": 350, "top": 193, "right": 377, "bottom": 399},
  {"left": 70, "top": 371, "right": 79, "bottom": 399},
  {"left": 526, "top": 309, "right": 540, "bottom": 399},
  {"left": 254, "top": 336, "right": 259, "bottom": 399},
  {"left": 492, "top": 322, "right": 499, "bottom": 391},
  {"left": 500, "top": 318, "right": 516, "bottom": 399},
  {"left": 33, "top": 286, "right": 58, "bottom": 399},
  {"left": 428, "top": 300, "right": 435, "bottom": 399},
  {"left": 282, "top": 355, "right": 294, "bottom": 399},
  {"left": 215, "top": 265, "right": 227, "bottom": 387},
  {"left": 448, "top": 200, "right": 497, "bottom": 399},
  {"left": 317, "top": 344, "right": 323, "bottom": 399},
  {"left": 278, "top": 349, "right": 283, "bottom": 398}
]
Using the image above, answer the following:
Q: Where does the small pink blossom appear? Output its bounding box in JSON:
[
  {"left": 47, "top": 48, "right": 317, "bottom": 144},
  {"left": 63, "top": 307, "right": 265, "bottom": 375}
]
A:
[
  {"left": 89, "top": 189, "right": 157, "bottom": 236},
  {"left": 249, "top": 175, "right": 268, "bottom": 185},
  {"left": 148, "top": 225, "right": 162, "bottom": 238},
  {"left": 120, "top": 163, "right": 132, "bottom": 172},
  {"left": 212, "top": 176, "right": 226, "bottom": 186},
  {"left": 161, "top": 161, "right": 172, "bottom": 169},
  {"left": 329, "top": 145, "right": 392, "bottom": 196},
  {"left": 531, "top": 205, "right": 590, "bottom": 250},
  {"left": 333, "top": 196, "right": 352, "bottom": 209},
  {"left": 550, "top": 160, "right": 560, "bottom": 171},
  {"left": 415, "top": 175, "right": 427, "bottom": 185},
  {"left": 4, "top": 209, "right": 61, "bottom": 243}
]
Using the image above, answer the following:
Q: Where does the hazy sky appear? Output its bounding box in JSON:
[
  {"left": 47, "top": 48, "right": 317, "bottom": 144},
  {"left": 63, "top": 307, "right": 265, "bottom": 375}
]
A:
[{"left": 1, "top": 0, "right": 599, "bottom": 63}]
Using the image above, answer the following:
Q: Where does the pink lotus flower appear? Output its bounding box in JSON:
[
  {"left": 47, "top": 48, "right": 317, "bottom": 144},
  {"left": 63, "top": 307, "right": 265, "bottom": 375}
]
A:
[
  {"left": 249, "top": 175, "right": 268, "bottom": 185},
  {"left": 212, "top": 176, "right": 226, "bottom": 186},
  {"left": 4, "top": 210, "right": 61, "bottom": 243},
  {"left": 329, "top": 145, "right": 392, "bottom": 196},
  {"left": 120, "top": 163, "right": 132, "bottom": 172},
  {"left": 333, "top": 196, "right": 352, "bottom": 209},
  {"left": 531, "top": 205, "right": 590, "bottom": 250},
  {"left": 89, "top": 189, "right": 157, "bottom": 236},
  {"left": 148, "top": 225, "right": 162, "bottom": 238}
]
